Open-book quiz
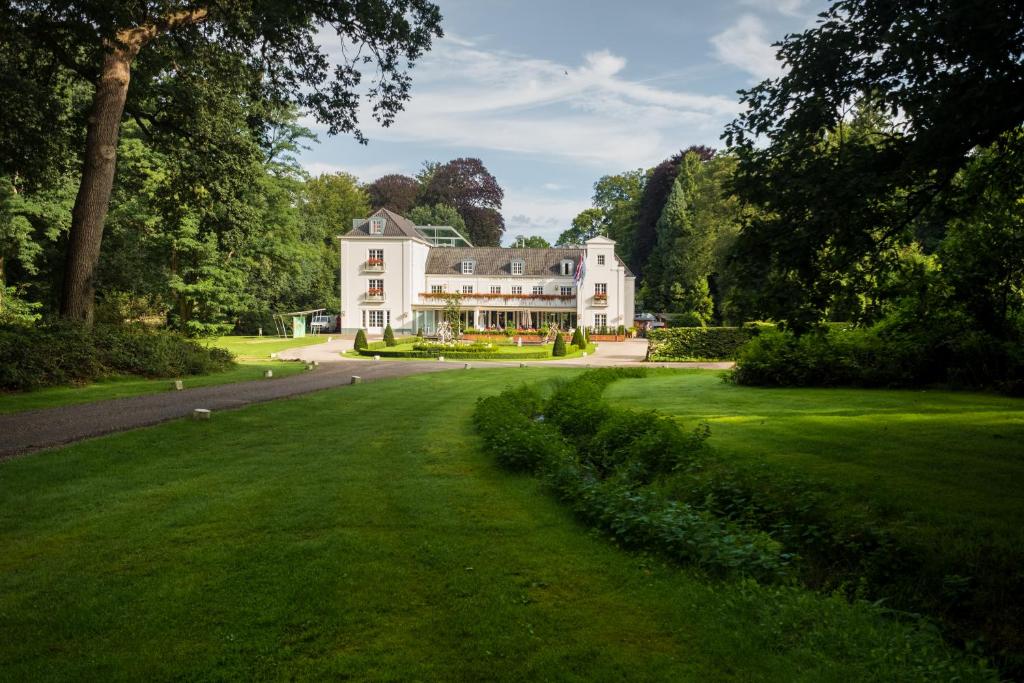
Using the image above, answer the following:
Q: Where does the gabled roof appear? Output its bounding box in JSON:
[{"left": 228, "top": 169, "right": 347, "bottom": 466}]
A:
[
  {"left": 426, "top": 247, "right": 583, "bottom": 276},
  {"left": 344, "top": 208, "right": 430, "bottom": 244}
]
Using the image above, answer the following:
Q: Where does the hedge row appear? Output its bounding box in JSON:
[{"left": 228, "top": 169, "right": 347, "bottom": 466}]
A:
[
  {"left": 647, "top": 326, "right": 759, "bottom": 361},
  {"left": 365, "top": 336, "right": 421, "bottom": 350},
  {"left": 473, "top": 369, "right": 789, "bottom": 580},
  {"left": 0, "top": 323, "right": 234, "bottom": 390},
  {"left": 357, "top": 347, "right": 552, "bottom": 360}
]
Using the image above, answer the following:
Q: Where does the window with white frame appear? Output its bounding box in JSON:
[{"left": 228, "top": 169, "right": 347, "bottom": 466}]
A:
[
  {"left": 560, "top": 286, "right": 573, "bottom": 296},
  {"left": 597, "top": 254, "right": 605, "bottom": 265},
  {"left": 431, "top": 284, "right": 444, "bottom": 294},
  {"left": 368, "top": 310, "right": 386, "bottom": 327},
  {"left": 368, "top": 248, "right": 383, "bottom": 261},
  {"left": 461, "top": 260, "right": 475, "bottom": 275},
  {"left": 560, "top": 260, "right": 573, "bottom": 276},
  {"left": 368, "top": 279, "right": 383, "bottom": 295},
  {"left": 511, "top": 285, "right": 523, "bottom": 295},
  {"left": 594, "top": 313, "right": 607, "bottom": 328},
  {"left": 511, "top": 260, "right": 524, "bottom": 275},
  {"left": 532, "top": 285, "right": 544, "bottom": 295},
  {"left": 462, "top": 284, "right": 474, "bottom": 294},
  {"left": 594, "top": 283, "right": 607, "bottom": 296},
  {"left": 369, "top": 217, "right": 385, "bottom": 235},
  {"left": 490, "top": 285, "right": 501, "bottom": 294}
]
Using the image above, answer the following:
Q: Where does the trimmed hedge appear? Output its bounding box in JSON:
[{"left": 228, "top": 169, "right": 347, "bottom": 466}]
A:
[
  {"left": 473, "top": 368, "right": 789, "bottom": 580},
  {"left": 357, "top": 347, "right": 551, "bottom": 360},
  {"left": 647, "top": 326, "right": 757, "bottom": 361},
  {"left": 0, "top": 323, "right": 234, "bottom": 391},
  {"left": 365, "top": 336, "right": 421, "bottom": 351}
]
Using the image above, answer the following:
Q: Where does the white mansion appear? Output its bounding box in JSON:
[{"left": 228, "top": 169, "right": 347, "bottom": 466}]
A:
[{"left": 338, "top": 209, "right": 635, "bottom": 335}]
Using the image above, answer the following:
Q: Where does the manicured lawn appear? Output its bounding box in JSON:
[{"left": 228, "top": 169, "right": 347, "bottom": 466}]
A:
[
  {"left": 605, "top": 371, "right": 1024, "bottom": 547},
  {"left": 0, "top": 361, "right": 307, "bottom": 415},
  {"left": 207, "top": 334, "right": 331, "bottom": 360},
  {"left": 344, "top": 341, "right": 596, "bottom": 360},
  {"left": 0, "top": 369, "right": 993, "bottom": 680}
]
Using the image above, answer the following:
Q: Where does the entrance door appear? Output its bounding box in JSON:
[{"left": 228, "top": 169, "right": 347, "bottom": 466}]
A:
[{"left": 366, "top": 309, "right": 387, "bottom": 333}]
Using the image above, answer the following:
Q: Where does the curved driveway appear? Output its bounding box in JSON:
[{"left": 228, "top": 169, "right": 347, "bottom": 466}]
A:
[{"left": 0, "top": 338, "right": 730, "bottom": 459}]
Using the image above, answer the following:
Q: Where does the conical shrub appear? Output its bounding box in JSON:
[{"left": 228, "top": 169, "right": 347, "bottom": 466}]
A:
[
  {"left": 354, "top": 328, "right": 368, "bottom": 351},
  {"left": 552, "top": 333, "right": 567, "bottom": 357},
  {"left": 383, "top": 324, "right": 396, "bottom": 346}
]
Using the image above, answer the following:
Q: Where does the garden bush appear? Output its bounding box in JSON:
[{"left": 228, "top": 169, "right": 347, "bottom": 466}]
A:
[
  {"left": 648, "top": 327, "right": 754, "bottom": 361},
  {"left": 0, "top": 323, "right": 234, "bottom": 391},
  {"left": 552, "top": 333, "right": 566, "bottom": 356},
  {"left": 383, "top": 324, "right": 396, "bottom": 346},
  {"left": 570, "top": 327, "right": 585, "bottom": 350},
  {"left": 353, "top": 328, "right": 368, "bottom": 351}
]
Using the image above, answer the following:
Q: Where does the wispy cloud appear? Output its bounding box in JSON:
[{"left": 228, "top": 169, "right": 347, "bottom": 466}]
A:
[
  {"left": 739, "top": 0, "right": 809, "bottom": 17},
  {"left": 335, "top": 37, "right": 741, "bottom": 168},
  {"left": 710, "top": 15, "right": 786, "bottom": 81}
]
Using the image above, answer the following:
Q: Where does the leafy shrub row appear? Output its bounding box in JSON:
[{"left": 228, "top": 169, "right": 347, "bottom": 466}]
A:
[
  {"left": 365, "top": 336, "right": 421, "bottom": 350},
  {"left": 647, "top": 326, "right": 759, "bottom": 361},
  {"left": 732, "top": 323, "right": 1024, "bottom": 393},
  {"left": 358, "top": 347, "right": 552, "bottom": 360},
  {"left": 0, "top": 323, "right": 234, "bottom": 390},
  {"left": 473, "top": 369, "right": 790, "bottom": 579},
  {"left": 412, "top": 342, "right": 493, "bottom": 354}
]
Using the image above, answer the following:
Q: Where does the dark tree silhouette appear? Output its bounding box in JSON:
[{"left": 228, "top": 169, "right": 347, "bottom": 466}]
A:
[{"left": 421, "top": 158, "right": 505, "bottom": 246}]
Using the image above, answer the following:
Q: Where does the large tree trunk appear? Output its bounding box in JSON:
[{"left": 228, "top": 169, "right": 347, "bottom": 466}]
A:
[{"left": 60, "top": 47, "right": 134, "bottom": 324}]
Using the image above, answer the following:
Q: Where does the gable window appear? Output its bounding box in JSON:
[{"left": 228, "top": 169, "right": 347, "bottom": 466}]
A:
[
  {"left": 431, "top": 284, "right": 445, "bottom": 294},
  {"left": 490, "top": 285, "right": 502, "bottom": 294},
  {"left": 532, "top": 285, "right": 544, "bottom": 295},
  {"left": 597, "top": 254, "right": 605, "bottom": 265},
  {"left": 369, "top": 217, "right": 386, "bottom": 235},
  {"left": 512, "top": 285, "right": 523, "bottom": 295},
  {"left": 511, "top": 260, "right": 524, "bottom": 275},
  {"left": 462, "top": 284, "right": 474, "bottom": 294},
  {"left": 461, "top": 260, "right": 475, "bottom": 275},
  {"left": 560, "top": 286, "right": 573, "bottom": 296}
]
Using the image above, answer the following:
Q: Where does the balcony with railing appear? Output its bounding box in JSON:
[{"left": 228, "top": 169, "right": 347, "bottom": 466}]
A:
[
  {"left": 362, "top": 258, "right": 386, "bottom": 273},
  {"left": 364, "top": 288, "right": 386, "bottom": 303},
  {"left": 416, "top": 292, "right": 575, "bottom": 308},
  {"left": 592, "top": 292, "right": 608, "bottom": 307}
]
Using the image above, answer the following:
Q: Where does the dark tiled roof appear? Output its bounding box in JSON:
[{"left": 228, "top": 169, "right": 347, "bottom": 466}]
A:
[
  {"left": 345, "top": 208, "right": 428, "bottom": 242},
  {"left": 426, "top": 247, "right": 583, "bottom": 276}
]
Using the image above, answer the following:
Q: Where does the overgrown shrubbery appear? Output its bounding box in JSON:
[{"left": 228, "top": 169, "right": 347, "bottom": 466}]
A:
[
  {"left": 648, "top": 326, "right": 759, "bottom": 361},
  {"left": 473, "top": 369, "right": 1014, "bottom": 675},
  {"left": 732, "top": 319, "right": 1024, "bottom": 393},
  {"left": 0, "top": 323, "right": 234, "bottom": 390},
  {"left": 474, "top": 368, "right": 789, "bottom": 580}
]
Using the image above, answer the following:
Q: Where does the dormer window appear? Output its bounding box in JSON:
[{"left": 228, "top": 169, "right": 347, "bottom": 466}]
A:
[
  {"left": 560, "top": 260, "right": 574, "bottom": 276},
  {"left": 461, "top": 260, "right": 475, "bottom": 275},
  {"left": 369, "top": 217, "right": 385, "bottom": 235},
  {"left": 511, "top": 260, "right": 524, "bottom": 276}
]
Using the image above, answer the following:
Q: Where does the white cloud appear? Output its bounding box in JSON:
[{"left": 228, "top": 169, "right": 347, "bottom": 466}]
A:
[
  {"left": 710, "top": 15, "right": 786, "bottom": 81},
  {"left": 740, "top": 0, "right": 808, "bottom": 17},
  {"left": 336, "top": 37, "right": 740, "bottom": 168},
  {"left": 301, "top": 161, "right": 412, "bottom": 183},
  {"left": 502, "top": 190, "right": 589, "bottom": 245}
]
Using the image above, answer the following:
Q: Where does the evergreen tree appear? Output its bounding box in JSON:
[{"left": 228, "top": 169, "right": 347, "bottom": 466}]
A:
[
  {"left": 571, "top": 326, "right": 586, "bottom": 349},
  {"left": 354, "top": 328, "right": 368, "bottom": 351},
  {"left": 552, "top": 332, "right": 567, "bottom": 357},
  {"left": 383, "top": 323, "right": 396, "bottom": 346}
]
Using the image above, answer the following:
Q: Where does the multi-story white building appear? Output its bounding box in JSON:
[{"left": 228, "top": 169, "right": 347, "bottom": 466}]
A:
[{"left": 338, "top": 209, "right": 635, "bottom": 335}]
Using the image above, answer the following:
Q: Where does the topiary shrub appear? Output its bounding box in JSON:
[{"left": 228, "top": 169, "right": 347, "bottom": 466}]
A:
[
  {"left": 383, "top": 324, "right": 396, "bottom": 346},
  {"left": 416, "top": 327, "right": 425, "bottom": 338},
  {"left": 354, "top": 328, "right": 368, "bottom": 351},
  {"left": 552, "top": 333, "right": 567, "bottom": 356},
  {"left": 571, "top": 327, "right": 585, "bottom": 349}
]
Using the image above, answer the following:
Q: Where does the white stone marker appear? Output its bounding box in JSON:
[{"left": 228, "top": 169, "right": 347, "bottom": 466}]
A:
[
  {"left": 351, "top": 376, "right": 362, "bottom": 384},
  {"left": 192, "top": 408, "right": 211, "bottom": 420},
  {"left": 264, "top": 370, "right": 273, "bottom": 378},
  {"left": 373, "top": 355, "right": 380, "bottom": 361},
  {"left": 582, "top": 352, "right": 588, "bottom": 358},
  {"left": 174, "top": 379, "right": 184, "bottom": 391},
  {"left": 464, "top": 363, "right": 471, "bottom": 369},
  {"left": 438, "top": 356, "right": 445, "bottom": 362}
]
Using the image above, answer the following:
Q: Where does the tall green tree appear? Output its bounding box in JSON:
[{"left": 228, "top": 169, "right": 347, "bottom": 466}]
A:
[
  {"left": 2, "top": 1, "right": 443, "bottom": 324},
  {"left": 593, "top": 170, "right": 645, "bottom": 268},
  {"left": 724, "top": 0, "right": 1024, "bottom": 331},
  {"left": 556, "top": 208, "right": 603, "bottom": 246},
  {"left": 511, "top": 235, "right": 551, "bottom": 248}
]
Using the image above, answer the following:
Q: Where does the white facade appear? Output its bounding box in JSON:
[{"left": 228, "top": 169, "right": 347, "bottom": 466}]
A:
[{"left": 339, "top": 210, "right": 634, "bottom": 334}]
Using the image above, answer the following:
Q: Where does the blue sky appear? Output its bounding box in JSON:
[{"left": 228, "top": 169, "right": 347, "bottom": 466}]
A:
[{"left": 298, "top": 0, "right": 826, "bottom": 244}]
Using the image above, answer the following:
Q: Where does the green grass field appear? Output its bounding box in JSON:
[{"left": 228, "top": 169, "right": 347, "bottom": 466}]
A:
[
  {"left": 344, "top": 341, "right": 596, "bottom": 360},
  {"left": 0, "top": 369, "right": 1005, "bottom": 680},
  {"left": 207, "top": 334, "right": 330, "bottom": 360},
  {"left": 605, "top": 371, "right": 1024, "bottom": 550},
  {"left": 0, "top": 336, "right": 321, "bottom": 414}
]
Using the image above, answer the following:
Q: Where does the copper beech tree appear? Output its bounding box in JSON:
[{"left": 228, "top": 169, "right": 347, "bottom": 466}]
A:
[{"left": 2, "top": 1, "right": 443, "bottom": 324}]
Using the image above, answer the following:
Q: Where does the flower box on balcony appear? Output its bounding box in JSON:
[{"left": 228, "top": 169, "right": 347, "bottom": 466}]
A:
[
  {"left": 592, "top": 294, "right": 608, "bottom": 306},
  {"left": 364, "top": 259, "right": 385, "bottom": 272},
  {"left": 365, "top": 288, "right": 385, "bottom": 301}
]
